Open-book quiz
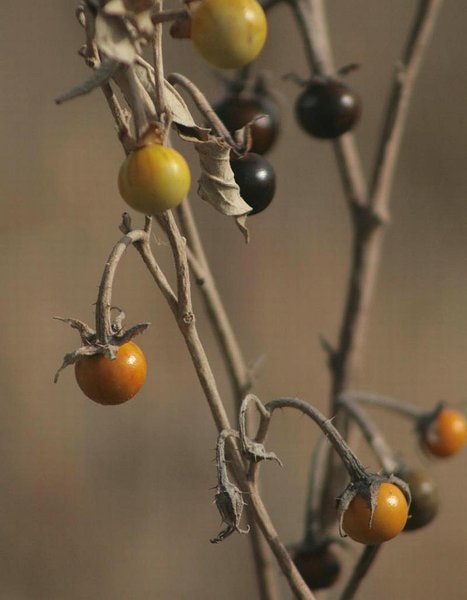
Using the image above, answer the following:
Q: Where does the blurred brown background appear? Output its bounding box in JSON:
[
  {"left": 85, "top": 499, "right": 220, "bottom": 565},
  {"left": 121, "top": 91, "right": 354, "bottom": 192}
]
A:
[{"left": 1, "top": 1, "right": 467, "bottom": 598}]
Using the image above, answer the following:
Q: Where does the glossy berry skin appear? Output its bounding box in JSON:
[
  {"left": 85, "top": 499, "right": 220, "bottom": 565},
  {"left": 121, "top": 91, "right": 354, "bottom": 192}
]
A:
[
  {"left": 118, "top": 144, "right": 190, "bottom": 215},
  {"left": 295, "top": 78, "right": 361, "bottom": 139},
  {"left": 422, "top": 408, "right": 467, "bottom": 458},
  {"left": 230, "top": 153, "right": 276, "bottom": 215},
  {"left": 214, "top": 96, "right": 279, "bottom": 154},
  {"left": 191, "top": 0, "right": 267, "bottom": 70},
  {"left": 75, "top": 342, "right": 147, "bottom": 406},
  {"left": 293, "top": 547, "right": 341, "bottom": 591},
  {"left": 397, "top": 468, "right": 439, "bottom": 532},
  {"left": 342, "top": 483, "right": 409, "bottom": 545}
]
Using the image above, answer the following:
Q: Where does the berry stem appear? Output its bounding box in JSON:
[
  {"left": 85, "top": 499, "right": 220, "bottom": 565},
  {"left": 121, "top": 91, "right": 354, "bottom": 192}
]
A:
[
  {"left": 167, "top": 72, "right": 240, "bottom": 149},
  {"left": 340, "top": 391, "right": 425, "bottom": 420},
  {"left": 95, "top": 227, "right": 148, "bottom": 344},
  {"left": 337, "top": 395, "right": 399, "bottom": 474},
  {"left": 265, "top": 397, "right": 368, "bottom": 480},
  {"left": 339, "top": 545, "right": 381, "bottom": 600},
  {"left": 152, "top": 0, "right": 168, "bottom": 122}
]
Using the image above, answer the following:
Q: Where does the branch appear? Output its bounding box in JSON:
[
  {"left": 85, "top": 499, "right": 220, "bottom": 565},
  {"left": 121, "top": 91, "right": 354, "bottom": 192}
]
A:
[
  {"left": 337, "top": 395, "right": 398, "bottom": 474},
  {"left": 177, "top": 200, "right": 253, "bottom": 402},
  {"left": 340, "top": 391, "right": 425, "bottom": 420},
  {"left": 138, "top": 220, "right": 314, "bottom": 599},
  {"left": 339, "top": 545, "right": 381, "bottom": 600},
  {"left": 369, "top": 0, "right": 444, "bottom": 220},
  {"left": 291, "top": 0, "right": 443, "bottom": 545},
  {"left": 156, "top": 211, "right": 193, "bottom": 324}
]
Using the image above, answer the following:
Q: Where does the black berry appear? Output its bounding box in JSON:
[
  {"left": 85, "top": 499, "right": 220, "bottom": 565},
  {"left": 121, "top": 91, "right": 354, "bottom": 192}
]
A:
[
  {"left": 230, "top": 153, "right": 276, "bottom": 215},
  {"left": 295, "top": 78, "right": 361, "bottom": 139}
]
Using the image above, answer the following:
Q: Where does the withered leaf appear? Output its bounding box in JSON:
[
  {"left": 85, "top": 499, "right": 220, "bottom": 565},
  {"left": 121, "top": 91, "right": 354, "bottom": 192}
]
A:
[{"left": 195, "top": 140, "right": 252, "bottom": 219}]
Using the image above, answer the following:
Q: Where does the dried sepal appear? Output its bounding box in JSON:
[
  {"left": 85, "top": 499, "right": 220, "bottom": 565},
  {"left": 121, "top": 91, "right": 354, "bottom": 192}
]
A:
[
  {"left": 211, "top": 429, "right": 249, "bottom": 544},
  {"left": 210, "top": 479, "right": 249, "bottom": 544},
  {"left": 53, "top": 317, "right": 96, "bottom": 344},
  {"left": 241, "top": 437, "right": 283, "bottom": 467},
  {"left": 115, "top": 322, "right": 150, "bottom": 343},
  {"left": 336, "top": 474, "right": 411, "bottom": 538},
  {"left": 54, "top": 345, "right": 99, "bottom": 384},
  {"left": 238, "top": 396, "right": 281, "bottom": 465},
  {"left": 54, "top": 310, "right": 150, "bottom": 382},
  {"left": 336, "top": 478, "right": 373, "bottom": 538}
]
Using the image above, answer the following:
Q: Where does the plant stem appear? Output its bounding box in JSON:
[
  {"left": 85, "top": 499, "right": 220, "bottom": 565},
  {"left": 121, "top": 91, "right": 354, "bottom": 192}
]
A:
[
  {"left": 339, "top": 545, "right": 381, "bottom": 600},
  {"left": 264, "top": 397, "right": 367, "bottom": 479},
  {"left": 337, "top": 395, "right": 398, "bottom": 474},
  {"left": 152, "top": 1, "right": 167, "bottom": 118},
  {"left": 95, "top": 229, "right": 148, "bottom": 343},
  {"left": 177, "top": 200, "right": 252, "bottom": 402},
  {"left": 151, "top": 216, "right": 314, "bottom": 599},
  {"left": 340, "top": 391, "right": 425, "bottom": 420},
  {"left": 176, "top": 201, "right": 277, "bottom": 599}
]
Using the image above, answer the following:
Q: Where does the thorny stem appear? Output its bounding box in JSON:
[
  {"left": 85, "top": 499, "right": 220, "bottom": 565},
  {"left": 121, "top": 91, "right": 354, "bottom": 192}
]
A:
[
  {"left": 176, "top": 199, "right": 278, "bottom": 600},
  {"left": 115, "top": 31, "right": 278, "bottom": 599},
  {"left": 337, "top": 395, "right": 398, "bottom": 474},
  {"left": 72, "top": 7, "right": 312, "bottom": 600},
  {"left": 339, "top": 545, "right": 381, "bottom": 600},
  {"left": 264, "top": 397, "right": 368, "bottom": 480},
  {"left": 137, "top": 224, "right": 315, "bottom": 600}
]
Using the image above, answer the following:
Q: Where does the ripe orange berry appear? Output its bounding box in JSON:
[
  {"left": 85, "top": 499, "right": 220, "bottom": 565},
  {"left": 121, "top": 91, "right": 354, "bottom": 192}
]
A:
[
  {"left": 423, "top": 408, "right": 467, "bottom": 458},
  {"left": 342, "top": 482, "right": 409, "bottom": 545},
  {"left": 75, "top": 342, "right": 147, "bottom": 406}
]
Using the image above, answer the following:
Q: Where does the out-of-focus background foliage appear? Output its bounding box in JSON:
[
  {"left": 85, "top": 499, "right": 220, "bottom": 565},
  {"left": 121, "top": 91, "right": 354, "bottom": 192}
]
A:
[{"left": 1, "top": 1, "right": 466, "bottom": 598}]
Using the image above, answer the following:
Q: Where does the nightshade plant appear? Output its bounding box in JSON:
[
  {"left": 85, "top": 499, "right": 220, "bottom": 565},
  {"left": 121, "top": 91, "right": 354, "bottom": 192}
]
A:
[{"left": 54, "top": 1, "right": 465, "bottom": 599}]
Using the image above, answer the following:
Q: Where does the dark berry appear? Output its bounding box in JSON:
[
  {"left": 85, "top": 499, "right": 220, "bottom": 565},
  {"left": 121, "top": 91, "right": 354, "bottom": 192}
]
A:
[
  {"left": 293, "top": 547, "right": 341, "bottom": 591},
  {"left": 230, "top": 153, "right": 276, "bottom": 215},
  {"left": 295, "top": 78, "right": 361, "bottom": 139},
  {"left": 397, "top": 468, "right": 439, "bottom": 532},
  {"left": 215, "top": 96, "right": 279, "bottom": 154}
]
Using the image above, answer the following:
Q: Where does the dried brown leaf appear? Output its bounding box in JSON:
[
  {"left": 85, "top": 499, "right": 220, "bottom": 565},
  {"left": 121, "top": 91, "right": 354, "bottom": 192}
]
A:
[{"left": 195, "top": 140, "right": 252, "bottom": 218}]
